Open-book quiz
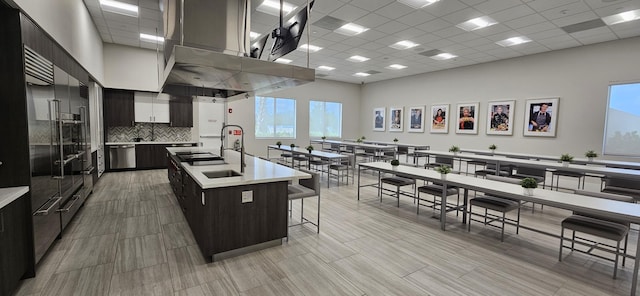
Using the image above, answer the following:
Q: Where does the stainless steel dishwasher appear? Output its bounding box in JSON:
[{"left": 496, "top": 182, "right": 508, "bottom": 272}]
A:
[{"left": 109, "top": 145, "right": 136, "bottom": 169}]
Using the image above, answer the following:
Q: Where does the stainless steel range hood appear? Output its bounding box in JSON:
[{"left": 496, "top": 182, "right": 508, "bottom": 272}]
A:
[{"left": 161, "top": 0, "right": 315, "bottom": 100}]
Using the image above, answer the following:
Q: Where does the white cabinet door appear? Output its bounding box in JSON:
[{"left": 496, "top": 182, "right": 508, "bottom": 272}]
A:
[
  {"left": 134, "top": 92, "right": 154, "bottom": 123},
  {"left": 153, "top": 93, "right": 170, "bottom": 123}
]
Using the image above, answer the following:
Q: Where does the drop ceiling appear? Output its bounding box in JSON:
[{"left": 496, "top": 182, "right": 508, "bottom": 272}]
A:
[{"left": 84, "top": 0, "right": 640, "bottom": 84}]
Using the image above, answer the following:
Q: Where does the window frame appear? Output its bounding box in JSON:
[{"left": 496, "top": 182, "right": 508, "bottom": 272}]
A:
[
  {"left": 254, "top": 96, "right": 297, "bottom": 139},
  {"left": 309, "top": 100, "right": 343, "bottom": 139}
]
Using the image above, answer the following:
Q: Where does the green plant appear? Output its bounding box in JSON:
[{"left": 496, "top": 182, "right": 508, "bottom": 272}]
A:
[
  {"left": 290, "top": 143, "right": 296, "bottom": 148},
  {"left": 276, "top": 141, "right": 282, "bottom": 146},
  {"left": 393, "top": 138, "right": 399, "bottom": 142},
  {"left": 356, "top": 138, "right": 363, "bottom": 143},
  {"left": 449, "top": 145, "right": 460, "bottom": 153},
  {"left": 361, "top": 136, "right": 366, "bottom": 140},
  {"left": 560, "top": 153, "right": 573, "bottom": 162},
  {"left": 520, "top": 177, "right": 538, "bottom": 189},
  {"left": 489, "top": 144, "right": 497, "bottom": 150},
  {"left": 435, "top": 165, "right": 452, "bottom": 174},
  {"left": 306, "top": 145, "right": 314, "bottom": 151},
  {"left": 585, "top": 150, "right": 598, "bottom": 158},
  {"left": 321, "top": 136, "right": 326, "bottom": 140},
  {"left": 390, "top": 159, "right": 400, "bottom": 166}
]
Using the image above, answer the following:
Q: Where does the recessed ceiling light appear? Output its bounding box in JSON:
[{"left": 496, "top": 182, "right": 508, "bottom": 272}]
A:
[
  {"left": 602, "top": 9, "right": 640, "bottom": 25},
  {"left": 495, "top": 36, "right": 531, "bottom": 47},
  {"left": 256, "top": 0, "right": 297, "bottom": 17},
  {"left": 390, "top": 40, "right": 419, "bottom": 50},
  {"left": 347, "top": 55, "right": 370, "bottom": 62},
  {"left": 334, "top": 23, "right": 369, "bottom": 36},
  {"left": 387, "top": 64, "right": 407, "bottom": 70},
  {"left": 456, "top": 16, "right": 498, "bottom": 31},
  {"left": 397, "top": 0, "right": 440, "bottom": 9},
  {"left": 354, "top": 72, "right": 370, "bottom": 77},
  {"left": 317, "top": 66, "right": 335, "bottom": 71},
  {"left": 250, "top": 32, "right": 261, "bottom": 40},
  {"left": 298, "top": 44, "right": 322, "bottom": 52},
  {"left": 140, "top": 33, "right": 164, "bottom": 43},
  {"left": 430, "top": 53, "right": 457, "bottom": 60},
  {"left": 274, "top": 58, "right": 292, "bottom": 64},
  {"left": 100, "top": 0, "right": 138, "bottom": 17}
]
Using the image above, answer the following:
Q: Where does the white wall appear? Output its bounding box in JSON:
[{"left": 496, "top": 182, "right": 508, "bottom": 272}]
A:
[
  {"left": 13, "top": 0, "right": 104, "bottom": 82},
  {"left": 226, "top": 79, "right": 361, "bottom": 157},
  {"left": 103, "top": 43, "right": 161, "bottom": 91},
  {"left": 360, "top": 37, "right": 640, "bottom": 161}
]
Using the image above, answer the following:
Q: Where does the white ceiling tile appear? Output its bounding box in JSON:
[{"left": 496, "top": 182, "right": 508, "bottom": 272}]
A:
[
  {"left": 349, "top": 0, "right": 394, "bottom": 11},
  {"left": 325, "top": 42, "right": 352, "bottom": 52},
  {"left": 583, "top": 0, "right": 633, "bottom": 10},
  {"left": 462, "top": 37, "right": 494, "bottom": 47},
  {"left": 574, "top": 32, "right": 619, "bottom": 45},
  {"left": 472, "top": 23, "right": 512, "bottom": 36},
  {"left": 514, "top": 20, "right": 557, "bottom": 35},
  {"left": 593, "top": 1, "right": 640, "bottom": 17},
  {"left": 447, "top": 32, "right": 481, "bottom": 43},
  {"left": 395, "top": 27, "right": 429, "bottom": 39},
  {"left": 330, "top": 4, "right": 370, "bottom": 22},
  {"left": 412, "top": 33, "right": 443, "bottom": 44},
  {"left": 140, "top": 7, "right": 161, "bottom": 20},
  {"left": 354, "top": 13, "right": 391, "bottom": 28},
  {"left": 528, "top": 28, "right": 567, "bottom": 40},
  {"left": 536, "top": 34, "right": 581, "bottom": 49},
  {"left": 374, "top": 2, "right": 415, "bottom": 19},
  {"left": 474, "top": 0, "right": 522, "bottom": 14},
  {"left": 527, "top": 0, "right": 582, "bottom": 12},
  {"left": 310, "top": 0, "right": 346, "bottom": 14},
  {"left": 358, "top": 29, "right": 387, "bottom": 41},
  {"left": 440, "top": 7, "right": 485, "bottom": 25},
  {"left": 425, "top": 0, "right": 470, "bottom": 18},
  {"left": 321, "top": 32, "right": 351, "bottom": 42},
  {"left": 427, "top": 38, "right": 458, "bottom": 49},
  {"left": 552, "top": 11, "right": 601, "bottom": 28},
  {"left": 415, "top": 18, "right": 454, "bottom": 33},
  {"left": 611, "top": 25, "right": 640, "bottom": 39},
  {"left": 460, "top": 0, "right": 489, "bottom": 5},
  {"left": 491, "top": 5, "right": 536, "bottom": 22},
  {"left": 504, "top": 13, "right": 547, "bottom": 29},
  {"left": 432, "top": 26, "right": 466, "bottom": 38},
  {"left": 375, "top": 20, "right": 410, "bottom": 34},
  {"left": 539, "top": 1, "right": 592, "bottom": 20},
  {"left": 309, "top": 27, "right": 332, "bottom": 38},
  {"left": 340, "top": 37, "right": 369, "bottom": 47},
  {"left": 395, "top": 10, "right": 436, "bottom": 27},
  {"left": 514, "top": 43, "right": 551, "bottom": 54},
  {"left": 108, "top": 28, "right": 140, "bottom": 37},
  {"left": 138, "top": 0, "right": 160, "bottom": 10},
  {"left": 252, "top": 11, "right": 278, "bottom": 25},
  {"left": 103, "top": 13, "right": 139, "bottom": 25}
]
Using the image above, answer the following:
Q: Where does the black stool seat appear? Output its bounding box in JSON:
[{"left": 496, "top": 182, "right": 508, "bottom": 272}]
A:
[
  {"left": 418, "top": 184, "right": 458, "bottom": 196},
  {"left": 562, "top": 215, "right": 628, "bottom": 241},
  {"left": 470, "top": 196, "right": 519, "bottom": 212},
  {"left": 381, "top": 176, "right": 415, "bottom": 187}
]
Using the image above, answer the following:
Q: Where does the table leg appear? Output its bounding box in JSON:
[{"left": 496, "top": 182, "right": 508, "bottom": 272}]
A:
[
  {"left": 631, "top": 232, "right": 640, "bottom": 295},
  {"left": 462, "top": 188, "right": 469, "bottom": 224},
  {"left": 357, "top": 165, "right": 361, "bottom": 200},
  {"left": 441, "top": 183, "right": 447, "bottom": 231}
]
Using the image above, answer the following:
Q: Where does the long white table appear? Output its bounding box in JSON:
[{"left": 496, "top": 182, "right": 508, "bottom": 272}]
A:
[
  {"left": 267, "top": 145, "right": 348, "bottom": 187},
  {"left": 357, "top": 161, "right": 640, "bottom": 295},
  {"left": 462, "top": 148, "right": 640, "bottom": 170}
]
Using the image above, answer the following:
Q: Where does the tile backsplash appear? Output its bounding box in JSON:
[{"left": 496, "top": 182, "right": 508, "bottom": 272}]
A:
[{"left": 108, "top": 123, "right": 192, "bottom": 142}]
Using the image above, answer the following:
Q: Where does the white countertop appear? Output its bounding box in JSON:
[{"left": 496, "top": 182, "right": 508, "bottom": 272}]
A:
[
  {"left": 0, "top": 186, "right": 29, "bottom": 209},
  {"left": 106, "top": 141, "right": 197, "bottom": 145},
  {"left": 167, "top": 147, "right": 311, "bottom": 189}
]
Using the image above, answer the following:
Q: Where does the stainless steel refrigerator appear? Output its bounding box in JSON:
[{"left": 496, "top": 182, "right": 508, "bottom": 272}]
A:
[{"left": 25, "top": 46, "right": 92, "bottom": 263}]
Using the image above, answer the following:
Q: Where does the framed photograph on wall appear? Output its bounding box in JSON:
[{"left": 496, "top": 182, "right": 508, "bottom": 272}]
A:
[
  {"left": 456, "top": 102, "right": 479, "bottom": 134},
  {"left": 430, "top": 104, "right": 449, "bottom": 134},
  {"left": 373, "top": 107, "right": 385, "bottom": 131},
  {"left": 524, "top": 98, "right": 559, "bottom": 137},
  {"left": 389, "top": 107, "right": 403, "bottom": 132},
  {"left": 408, "top": 106, "right": 425, "bottom": 133},
  {"left": 486, "top": 100, "right": 515, "bottom": 135}
]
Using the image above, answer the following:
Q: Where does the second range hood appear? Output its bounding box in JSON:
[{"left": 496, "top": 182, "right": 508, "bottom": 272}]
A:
[{"left": 161, "top": 0, "right": 315, "bottom": 100}]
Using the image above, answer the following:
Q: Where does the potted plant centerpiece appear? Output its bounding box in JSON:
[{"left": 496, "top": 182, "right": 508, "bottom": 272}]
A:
[
  {"left": 393, "top": 138, "right": 399, "bottom": 143},
  {"left": 356, "top": 137, "right": 363, "bottom": 143},
  {"left": 560, "top": 153, "right": 573, "bottom": 167},
  {"left": 361, "top": 136, "right": 366, "bottom": 140},
  {"left": 489, "top": 144, "right": 497, "bottom": 154},
  {"left": 390, "top": 159, "right": 400, "bottom": 169},
  {"left": 520, "top": 177, "right": 538, "bottom": 196},
  {"left": 449, "top": 145, "right": 460, "bottom": 155},
  {"left": 306, "top": 145, "right": 314, "bottom": 153},
  {"left": 435, "top": 165, "right": 452, "bottom": 179},
  {"left": 276, "top": 141, "right": 282, "bottom": 148},
  {"left": 585, "top": 150, "right": 598, "bottom": 162},
  {"left": 290, "top": 143, "right": 296, "bottom": 149},
  {"left": 321, "top": 136, "right": 326, "bottom": 142}
]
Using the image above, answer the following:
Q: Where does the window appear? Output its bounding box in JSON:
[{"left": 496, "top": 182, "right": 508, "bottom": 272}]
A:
[
  {"left": 255, "top": 96, "right": 296, "bottom": 138},
  {"left": 309, "top": 100, "right": 342, "bottom": 138},
  {"left": 603, "top": 82, "right": 640, "bottom": 156}
]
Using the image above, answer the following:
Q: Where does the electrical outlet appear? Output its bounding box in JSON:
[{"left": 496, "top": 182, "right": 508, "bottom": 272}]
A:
[{"left": 241, "top": 191, "right": 253, "bottom": 203}]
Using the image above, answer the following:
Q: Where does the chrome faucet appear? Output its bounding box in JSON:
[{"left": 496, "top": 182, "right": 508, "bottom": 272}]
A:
[{"left": 220, "top": 124, "right": 245, "bottom": 173}]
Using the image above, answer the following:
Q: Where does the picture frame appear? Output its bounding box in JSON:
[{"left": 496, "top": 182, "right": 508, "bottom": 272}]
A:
[
  {"left": 486, "top": 100, "right": 515, "bottom": 135},
  {"left": 408, "top": 106, "right": 425, "bottom": 133},
  {"left": 455, "top": 102, "right": 479, "bottom": 134},
  {"left": 373, "top": 107, "right": 385, "bottom": 131},
  {"left": 524, "top": 98, "right": 559, "bottom": 137},
  {"left": 430, "top": 104, "right": 449, "bottom": 134},
  {"left": 389, "top": 107, "right": 403, "bottom": 132}
]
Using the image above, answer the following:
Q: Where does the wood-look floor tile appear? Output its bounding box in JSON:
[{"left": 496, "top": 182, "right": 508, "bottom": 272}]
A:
[
  {"left": 120, "top": 214, "right": 161, "bottom": 238},
  {"left": 124, "top": 200, "right": 158, "bottom": 217},
  {"left": 406, "top": 265, "right": 484, "bottom": 296},
  {"left": 43, "top": 263, "right": 113, "bottom": 296},
  {"left": 14, "top": 250, "right": 66, "bottom": 295},
  {"left": 114, "top": 233, "right": 167, "bottom": 274},
  {"left": 222, "top": 252, "right": 287, "bottom": 292},
  {"left": 68, "top": 214, "right": 122, "bottom": 239},
  {"left": 156, "top": 192, "right": 179, "bottom": 208},
  {"left": 109, "top": 263, "right": 173, "bottom": 296},
  {"left": 162, "top": 222, "right": 197, "bottom": 250},
  {"left": 82, "top": 200, "right": 126, "bottom": 217},
  {"left": 199, "top": 277, "right": 240, "bottom": 296},
  {"left": 173, "top": 286, "right": 205, "bottom": 296},
  {"left": 158, "top": 206, "right": 187, "bottom": 225},
  {"left": 167, "top": 245, "right": 228, "bottom": 291},
  {"left": 239, "top": 278, "right": 303, "bottom": 296},
  {"left": 344, "top": 236, "right": 429, "bottom": 277},
  {"left": 295, "top": 233, "right": 358, "bottom": 263},
  {"left": 277, "top": 253, "right": 363, "bottom": 295},
  {"left": 56, "top": 234, "right": 118, "bottom": 273}
]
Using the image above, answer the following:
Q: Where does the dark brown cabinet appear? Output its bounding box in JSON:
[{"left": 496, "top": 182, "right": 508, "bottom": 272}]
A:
[
  {"left": 104, "top": 89, "right": 135, "bottom": 127},
  {"left": 169, "top": 97, "right": 193, "bottom": 127},
  {"left": 0, "top": 193, "right": 33, "bottom": 296}
]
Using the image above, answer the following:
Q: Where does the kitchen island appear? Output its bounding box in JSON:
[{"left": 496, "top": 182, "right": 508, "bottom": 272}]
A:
[{"left": 166, "top": 147, "right": 310, "bottom": 261}]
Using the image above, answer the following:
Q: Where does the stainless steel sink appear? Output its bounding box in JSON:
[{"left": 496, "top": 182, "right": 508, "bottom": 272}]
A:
[{"left": 203, "top": 170, "right": 242, "bottom": 178}]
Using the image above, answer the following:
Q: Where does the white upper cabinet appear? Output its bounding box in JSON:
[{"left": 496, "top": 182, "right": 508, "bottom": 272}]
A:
[{"left": 134, "top": 92, "right": 169, "bottom": 123}]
